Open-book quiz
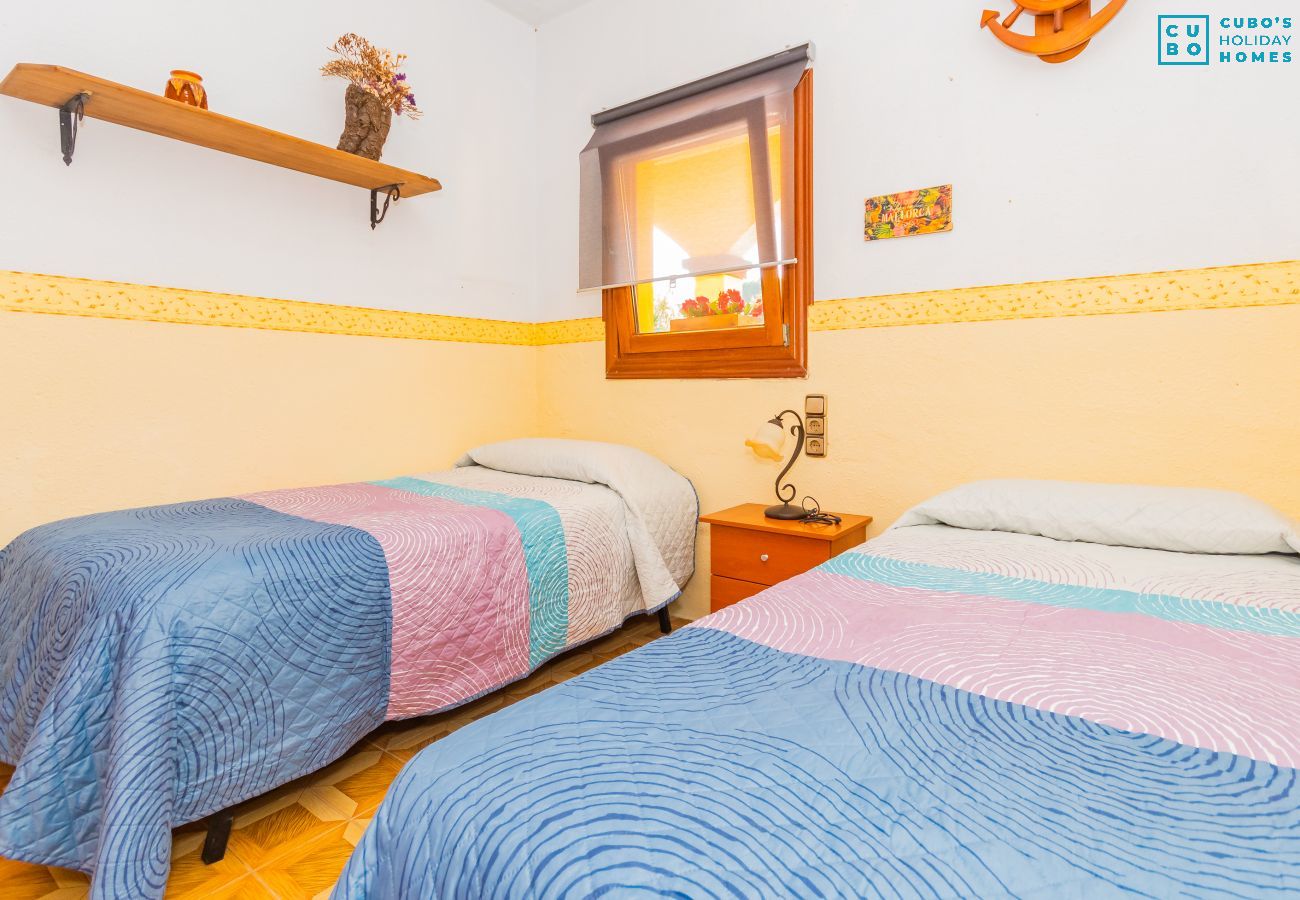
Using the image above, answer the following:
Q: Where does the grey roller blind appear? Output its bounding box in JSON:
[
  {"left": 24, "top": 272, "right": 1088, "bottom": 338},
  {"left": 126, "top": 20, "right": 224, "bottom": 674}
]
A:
[{"left": 578, "top": 47, "right": 810, "bottom": 293}]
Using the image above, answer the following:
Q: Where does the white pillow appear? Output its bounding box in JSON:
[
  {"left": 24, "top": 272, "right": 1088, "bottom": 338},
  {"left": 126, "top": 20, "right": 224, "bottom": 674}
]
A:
[
  {"left": 455, "top": 438, "right": 690, "bottom": 508},
  {"left": 892, "top": 479, "right": 1300, "bottom": 555}
]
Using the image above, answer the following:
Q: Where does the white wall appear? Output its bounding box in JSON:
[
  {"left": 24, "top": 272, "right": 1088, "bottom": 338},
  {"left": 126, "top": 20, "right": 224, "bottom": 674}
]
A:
[
  {"left": 0, "top": 0, "right": 539, "bottom": 319},
  {"left": 535, "top": 0, "right": 1300, "bottom": 321},
  {"left": 3, "top": 2, "right": 1296, "bottom": 325}
]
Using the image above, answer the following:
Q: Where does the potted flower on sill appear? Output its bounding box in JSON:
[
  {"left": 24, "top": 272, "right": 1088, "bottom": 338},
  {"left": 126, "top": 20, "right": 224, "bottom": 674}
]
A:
[
  {"left": 669, "top": 289, "right": 764, "bottom": 332},
  {"left": 322, "top": 33, "right": 422, "bottom": 161}
]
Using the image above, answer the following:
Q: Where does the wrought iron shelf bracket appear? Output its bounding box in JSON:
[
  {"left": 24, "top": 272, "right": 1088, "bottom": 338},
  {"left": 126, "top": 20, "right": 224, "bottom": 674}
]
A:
[
  {"left": 370, "top": 184, "right": 402, "bottom": 230},
  {"left": 58, "top": 91, "right": 90, "bottom": 165}
]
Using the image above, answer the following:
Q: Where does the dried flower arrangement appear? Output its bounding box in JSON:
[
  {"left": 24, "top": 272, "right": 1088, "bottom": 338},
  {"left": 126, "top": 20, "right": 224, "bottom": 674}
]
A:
[
  {"left": 321, "top": 33, "right": 422, "bottom": 119},
  {"left": 680, "top": 289, "right": 764, "bottom": 319}
]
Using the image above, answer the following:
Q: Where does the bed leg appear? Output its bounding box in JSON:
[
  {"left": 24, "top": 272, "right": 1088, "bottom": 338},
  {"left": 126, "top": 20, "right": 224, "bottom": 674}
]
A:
[
  {"left": 201, "top": 810, "right": 234, "bottom": 865},
  {"left": 657, "top": 607, "right": 672, "bottom": 634}
]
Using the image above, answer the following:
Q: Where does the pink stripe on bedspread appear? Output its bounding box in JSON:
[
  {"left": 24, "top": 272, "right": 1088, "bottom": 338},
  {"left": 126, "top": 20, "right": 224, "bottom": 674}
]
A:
[
  {"left": 244, "top": 483, "right": 531, "bottom": 718},
  {"left": 699, "top": 569, "right": 1300, "bottom": 767}
]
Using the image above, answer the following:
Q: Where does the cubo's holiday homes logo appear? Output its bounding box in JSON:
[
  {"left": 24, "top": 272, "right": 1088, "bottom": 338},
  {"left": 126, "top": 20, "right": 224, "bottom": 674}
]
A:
[
  {"left": 1159, "top": 15, "right": 1210, "bottom": 64},
  {"left": 1159, "top": 14, "right": 1293, "bottom": 66}
]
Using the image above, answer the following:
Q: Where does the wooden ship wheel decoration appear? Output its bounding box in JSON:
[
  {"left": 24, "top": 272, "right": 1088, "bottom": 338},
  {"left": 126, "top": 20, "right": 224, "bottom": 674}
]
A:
[{"left": 981, "top": 0, "right": 1128, "bottom": 63}]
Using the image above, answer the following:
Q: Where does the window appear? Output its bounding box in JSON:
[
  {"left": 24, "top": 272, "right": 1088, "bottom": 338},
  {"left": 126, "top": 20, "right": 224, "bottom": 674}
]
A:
[{"left": 579, "top": 49, "right": 813, "bottom": 378}]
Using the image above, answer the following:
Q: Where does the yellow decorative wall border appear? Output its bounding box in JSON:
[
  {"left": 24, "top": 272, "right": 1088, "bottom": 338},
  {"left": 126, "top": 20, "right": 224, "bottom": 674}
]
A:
[
  {"left": 809, "top": 259, "right": 1299, "bottom": 333},
  {"left": 0, "top": 271, "right": 537, "bottom": 346},
  {"left": 1, "top": 261, "right": 1295, "bottom": 347},
  {"left": 531, "top": 316, "right": 605, "bottom": 345}
]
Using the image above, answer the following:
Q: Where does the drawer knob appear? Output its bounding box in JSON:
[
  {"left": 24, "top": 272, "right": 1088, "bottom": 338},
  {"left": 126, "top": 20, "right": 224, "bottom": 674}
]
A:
[{"left": 759, "top": 553, "right": 769, "bottom": 562}]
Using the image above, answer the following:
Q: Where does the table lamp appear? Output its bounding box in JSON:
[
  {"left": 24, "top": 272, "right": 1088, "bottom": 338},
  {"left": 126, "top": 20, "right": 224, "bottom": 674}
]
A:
[{"left": 745, "top": 409, "right": 807, "bottom": 519}]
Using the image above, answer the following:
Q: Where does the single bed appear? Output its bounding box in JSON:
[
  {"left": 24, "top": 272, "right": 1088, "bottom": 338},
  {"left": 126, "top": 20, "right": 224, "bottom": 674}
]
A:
[
  {"left": 0, "top": 438, "right": 697, "bottom": 899},
  {"left": 335, "top": 480, "right": 1300, "bottom": 898}
]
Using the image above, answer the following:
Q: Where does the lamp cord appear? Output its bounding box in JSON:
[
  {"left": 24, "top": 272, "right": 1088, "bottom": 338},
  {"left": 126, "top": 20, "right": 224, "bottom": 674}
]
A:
[{"left": 801, "top": 495, "right": 842, "bottom": 525}]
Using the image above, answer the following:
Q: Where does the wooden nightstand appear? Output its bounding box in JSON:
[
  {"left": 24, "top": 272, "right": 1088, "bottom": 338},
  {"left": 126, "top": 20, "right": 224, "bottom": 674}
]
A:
[{"left": 700, "top": 504, "right": 873, "bottom": 613}]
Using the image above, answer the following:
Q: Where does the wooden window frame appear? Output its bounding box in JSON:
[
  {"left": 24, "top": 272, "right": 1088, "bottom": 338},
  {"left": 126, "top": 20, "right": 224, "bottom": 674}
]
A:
[{"left": 602, "top": 70, "right": 813, "bottom": 380}]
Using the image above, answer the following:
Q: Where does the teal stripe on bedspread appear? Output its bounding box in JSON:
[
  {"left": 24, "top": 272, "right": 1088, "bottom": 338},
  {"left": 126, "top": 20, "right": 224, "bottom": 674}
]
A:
[
  {"left": 822, "top": 553, "right": 1300, "bottom": 638},
  {"left": 375, "top": 477, "right": 570, "bottom": 666}
]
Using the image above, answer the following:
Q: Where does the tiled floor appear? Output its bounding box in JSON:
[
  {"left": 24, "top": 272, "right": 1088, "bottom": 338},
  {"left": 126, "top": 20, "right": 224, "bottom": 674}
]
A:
[{"left": 0, "top": 614, "right": 680, "bottom": 899}]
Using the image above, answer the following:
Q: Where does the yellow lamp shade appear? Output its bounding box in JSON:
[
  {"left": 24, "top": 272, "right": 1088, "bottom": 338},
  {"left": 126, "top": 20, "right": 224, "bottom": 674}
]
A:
[{"left": 746, "top": 419, "right": 786, "bottom": 461}]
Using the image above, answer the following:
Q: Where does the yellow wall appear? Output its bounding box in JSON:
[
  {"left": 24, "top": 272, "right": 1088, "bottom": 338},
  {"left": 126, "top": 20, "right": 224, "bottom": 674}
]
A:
[
  {"left": 3, "top": 263, "right": 1297, "bottom": 623},
  {"left": 538, "top": 302, "right": 1300, "bottom": 618},
  {"left": 0, "top": 309, "right": 538, "bottom": 545}
]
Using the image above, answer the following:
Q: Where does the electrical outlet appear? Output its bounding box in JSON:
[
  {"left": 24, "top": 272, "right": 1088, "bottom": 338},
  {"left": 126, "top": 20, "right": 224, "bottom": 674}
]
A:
[
  {"left": 806, "top": 436, "right": 826, "bottom": 457},
  {"left": 806, "top": 416, "right": 825, "bottom": 436}
]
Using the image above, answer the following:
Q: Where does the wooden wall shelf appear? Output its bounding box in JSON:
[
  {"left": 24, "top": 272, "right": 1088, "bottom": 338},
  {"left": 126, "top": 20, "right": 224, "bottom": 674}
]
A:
[{"left": 0, "top": 64, "right": 441, "bottom": 226}]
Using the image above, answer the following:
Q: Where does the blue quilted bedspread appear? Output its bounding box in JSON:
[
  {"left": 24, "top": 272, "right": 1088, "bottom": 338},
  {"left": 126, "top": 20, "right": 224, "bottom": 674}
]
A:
[
  {"left": 0, "top": 500, "right": 392, "bottom": 897},
  {"left": 0, "top": 463, "right": 691, "bottom": 897},
  {"left": 336, "top": 560, "right": 1300, "bottom": 898}
]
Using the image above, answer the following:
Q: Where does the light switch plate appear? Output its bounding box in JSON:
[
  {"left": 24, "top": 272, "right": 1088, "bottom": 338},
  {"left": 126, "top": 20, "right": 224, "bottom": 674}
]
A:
[
  {"left": 806, "top": 436, "right": 826, "bottom": 457},
  {"left": 805, "top": 394, "right": 826, "bottom": 416}
]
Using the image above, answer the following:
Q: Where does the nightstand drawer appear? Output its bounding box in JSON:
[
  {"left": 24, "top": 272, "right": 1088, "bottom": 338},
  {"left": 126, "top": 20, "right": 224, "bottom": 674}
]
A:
[
  {"left": 710, "top": 575, "right": 766, "bottom": 612},
  {"left": 710, "top": 524, "right": 830, "bottom": 586}
]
